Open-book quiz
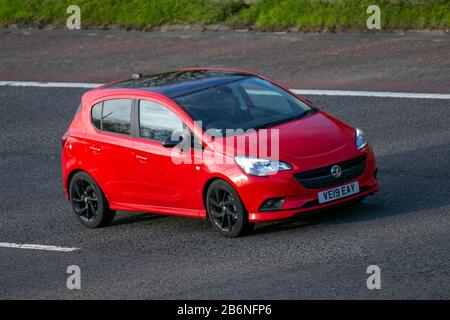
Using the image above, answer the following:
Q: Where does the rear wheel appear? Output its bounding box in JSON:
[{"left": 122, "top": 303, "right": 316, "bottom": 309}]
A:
[
  {"left": 206, "top": 180, "right": 254, "bottom": 238},
  {"left": 69, "top": 172, "right": 115, "bottom": 228}
]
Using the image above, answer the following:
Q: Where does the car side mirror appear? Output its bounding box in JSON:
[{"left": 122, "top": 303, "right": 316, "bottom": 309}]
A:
[{"left": 162, "top": 136, "right": 183, "bottom": 148}]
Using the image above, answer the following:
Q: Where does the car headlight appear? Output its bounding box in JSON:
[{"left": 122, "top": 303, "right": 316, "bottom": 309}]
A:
[
  {"left": 355, "top": 128, "right": 367, "bottom": 150},
  {"left": 234, "top": 156, "right": 292, "bottom": 176}
]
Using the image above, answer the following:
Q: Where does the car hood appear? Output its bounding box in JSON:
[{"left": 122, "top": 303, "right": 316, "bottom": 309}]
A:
[{"left": 213, "top": 111, "right": 355, "bottom": 162}]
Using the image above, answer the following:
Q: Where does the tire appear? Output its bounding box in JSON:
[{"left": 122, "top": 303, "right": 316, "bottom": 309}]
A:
[
  {"left": 68, "top": 171, "right": 116, "bottom": 228},
  {"left": 206, "top": 180, "right": 254, "bottom": 238}
]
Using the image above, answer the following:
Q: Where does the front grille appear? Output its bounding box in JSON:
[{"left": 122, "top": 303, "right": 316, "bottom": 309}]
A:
[{"left": 293, "top": 155, "right": 367, "bottom": 189}]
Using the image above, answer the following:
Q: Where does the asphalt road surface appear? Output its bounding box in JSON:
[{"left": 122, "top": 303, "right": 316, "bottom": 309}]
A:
[
  {"left": 0, "top": 29, "right": 449, "bottom": 93},
  {"left": 0, "top": 86, "right": 449, "bottom": 299},
  {"left": 0, "top": 29, "right": 449, "bottom": 299}
]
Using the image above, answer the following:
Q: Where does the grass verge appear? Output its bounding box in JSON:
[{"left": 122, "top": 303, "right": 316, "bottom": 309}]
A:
[{"left": 0, "top": 0, "right": 448, "bottom": 32}]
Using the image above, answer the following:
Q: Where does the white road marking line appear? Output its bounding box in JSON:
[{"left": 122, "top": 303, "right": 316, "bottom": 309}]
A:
[
  {"left": 0, "top": 81, "right": 101, "bottom": 88},
  {"left": 0, "top": 80, "right": 449, "bottom": 99},
  {"left": 0, "top": 242, "right": 79, "bottom": 252},
  {"left": 291, "top": 89, "right": 450, "bottom": 100}
]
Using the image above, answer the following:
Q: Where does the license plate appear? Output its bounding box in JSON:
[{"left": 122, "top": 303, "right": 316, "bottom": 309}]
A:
[{"left": 318, "top": 181, "right": 360, "bottom": 204}]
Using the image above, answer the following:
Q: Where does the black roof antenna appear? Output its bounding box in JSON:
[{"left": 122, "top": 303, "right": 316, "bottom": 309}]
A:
[
  {"left": 126, "top": 59, "right": 143, "bottom": 80},
  {"left": 132, "top": 72, "right": 143, "bottom": 80}
]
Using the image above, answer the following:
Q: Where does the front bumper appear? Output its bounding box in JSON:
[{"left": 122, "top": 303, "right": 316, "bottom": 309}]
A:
[
  {"left": 235, "top": 147, "right": 379, "bottom": 223},
  {"left": 248, "top": 182, "right": 378, "bottom": 222}
]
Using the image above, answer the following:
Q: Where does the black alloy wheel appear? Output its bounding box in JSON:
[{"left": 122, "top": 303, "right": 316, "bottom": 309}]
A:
[
  {"left": 69, "top": 172, "right": 115, "bottom": 228},
  {"left": 206, "top": 180, "right": 254, "bottom": 237}
]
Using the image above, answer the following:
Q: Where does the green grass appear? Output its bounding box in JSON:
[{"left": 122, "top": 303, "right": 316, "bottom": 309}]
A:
[
  {"left": 0, "top": 0, "right": 247, "bottom": 27},
  {"left": 234, "top": 0, "right": 450, "bottom": 31},
  {"left": 0, "top": 0, "right": 449, "bottom": 31}
]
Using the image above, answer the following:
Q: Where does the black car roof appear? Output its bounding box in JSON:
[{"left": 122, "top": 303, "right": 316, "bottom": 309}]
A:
[{"left": 103, "top": 69, "right": 254, "bottom": 98}]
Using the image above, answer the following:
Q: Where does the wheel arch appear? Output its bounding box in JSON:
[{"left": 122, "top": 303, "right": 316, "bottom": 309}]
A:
[
  {"left": 202, "top": 176, "right": 248, "bottom": 214},
  {"left": 66, "top": 169, "right": 84, "bottom": 199},
  {"left": 66, "top": 169, "right": 108, "bottom": 203},
  {"left": 202, "top": 177, "right": 220, "bottom": 210}
]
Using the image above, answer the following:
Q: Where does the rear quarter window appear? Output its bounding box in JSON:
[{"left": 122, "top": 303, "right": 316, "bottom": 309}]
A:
[{"left": 91, "top": 102, "right": 102, "bottom": 129}]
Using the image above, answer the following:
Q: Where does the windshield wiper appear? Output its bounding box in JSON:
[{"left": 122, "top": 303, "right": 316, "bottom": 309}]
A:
[{"left": 253, "top": 109, "right": 315, "bottom": 130}]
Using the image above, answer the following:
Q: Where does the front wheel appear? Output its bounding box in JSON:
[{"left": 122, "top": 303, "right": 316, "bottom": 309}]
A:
[
  {"left": 69, "top": 172, "right": 115, "bottom": 228},
  {"left": 206, "top": 180, "right": 254, "bottom": 238}
]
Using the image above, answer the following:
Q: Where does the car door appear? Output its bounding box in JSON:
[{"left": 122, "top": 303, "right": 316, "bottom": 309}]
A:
[
  {"left": 86, "top": 98, "right": 136, "bottom": 204},
  {"left": 129, "top": 99, "right": 197, "bottom": 211}
]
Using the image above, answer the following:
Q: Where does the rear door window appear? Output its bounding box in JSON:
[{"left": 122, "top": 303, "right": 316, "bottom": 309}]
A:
[{"left": 91, "top": 99, "right": 132, "bottom": 135}]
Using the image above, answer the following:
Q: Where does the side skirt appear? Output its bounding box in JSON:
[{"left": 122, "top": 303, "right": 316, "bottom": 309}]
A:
[{"left": 109, "top": 201, "right": 207, "bottom": 218}]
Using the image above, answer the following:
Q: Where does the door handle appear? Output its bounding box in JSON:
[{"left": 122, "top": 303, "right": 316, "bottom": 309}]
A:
[
  {"left": 136, "top": 155, "right": 149, "bottom": 162},
  {"left": 89, "top": 146, "right": 102, "bottom": 153}
]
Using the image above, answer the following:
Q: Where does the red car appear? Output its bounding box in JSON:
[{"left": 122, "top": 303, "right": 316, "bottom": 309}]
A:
[{"left": 62, "top": 68, "right": 378, "bottom": 237}]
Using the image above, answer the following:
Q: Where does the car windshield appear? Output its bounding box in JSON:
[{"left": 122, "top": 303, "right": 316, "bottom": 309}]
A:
[{"left": 173, "top": 77, "right": 312, "bottom": 135}]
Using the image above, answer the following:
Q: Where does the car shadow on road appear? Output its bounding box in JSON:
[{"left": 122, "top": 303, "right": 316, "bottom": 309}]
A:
[
  {"left": 103, "top": 141, "right": 450, "bottom": 236},
  {"left": 110, "top": 212, "right": 170, "bottom": 226},
  {"left": 251, "top": 141, "right": 450, "bottom": 236}
]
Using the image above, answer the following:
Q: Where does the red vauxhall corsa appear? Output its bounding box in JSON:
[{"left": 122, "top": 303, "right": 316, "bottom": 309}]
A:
[{"left": 62, "top": 68, "right": 379, "bottom": 237}]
